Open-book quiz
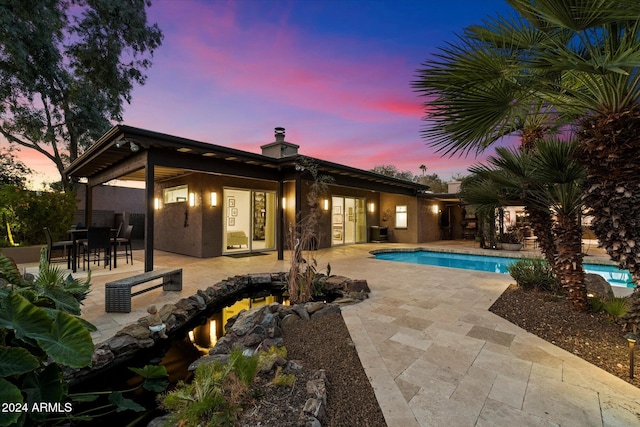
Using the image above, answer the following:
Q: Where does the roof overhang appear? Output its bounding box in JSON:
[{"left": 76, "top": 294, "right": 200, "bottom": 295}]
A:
[{"left": 64, "top": 125, "right": 431, "bottom": 195}]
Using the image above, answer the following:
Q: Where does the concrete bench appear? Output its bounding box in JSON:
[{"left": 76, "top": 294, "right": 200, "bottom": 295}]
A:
[{"left": 105, "top": 268, "right": 182, "bottom": 313}]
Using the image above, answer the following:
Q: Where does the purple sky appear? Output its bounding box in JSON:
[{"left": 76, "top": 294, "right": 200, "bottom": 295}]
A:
[{"left": 11, "top": 0, "right": 516, "bottom": 187}]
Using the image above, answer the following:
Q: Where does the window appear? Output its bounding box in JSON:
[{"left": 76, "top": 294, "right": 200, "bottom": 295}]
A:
[
  {"left": 395, "top": 205, "right": 407, "bottom": 228},
  {"left": 163, "top": 185, "right": 188, "bottom": 204}
]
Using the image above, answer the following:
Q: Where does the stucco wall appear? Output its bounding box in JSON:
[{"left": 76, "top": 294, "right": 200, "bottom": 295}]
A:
[
  {"left": 154, "top": 174, "right": 278, "bottom": 258},
  {"left": 76, "top": 184, "right": 145, "bottom": 213},
  {"left": 379, "top": 193, "right": 419, "bottom": 243}
]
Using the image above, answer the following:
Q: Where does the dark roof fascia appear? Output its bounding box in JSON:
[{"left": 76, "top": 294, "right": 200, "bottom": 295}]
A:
[
  {"left": 423, "top": 193, "right": 460, "bottom": 199},
  {"left": 64, "top": 125, "right": 430, "bottom": 195},
  {"left": 64, "top": 126, "right": 124, "bottom": 177},
  {"left": 65, "top": 125, "right": 284, "bottom": 178}
]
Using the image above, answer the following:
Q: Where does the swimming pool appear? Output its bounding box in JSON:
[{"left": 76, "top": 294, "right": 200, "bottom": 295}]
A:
[{"left": 373, "top": 250, "right": 635, "bottom": 288}]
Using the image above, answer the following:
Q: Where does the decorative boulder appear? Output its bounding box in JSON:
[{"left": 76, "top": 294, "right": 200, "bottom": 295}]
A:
[{"left": 584, "top": 273, "right": 615, "bottom": 299}]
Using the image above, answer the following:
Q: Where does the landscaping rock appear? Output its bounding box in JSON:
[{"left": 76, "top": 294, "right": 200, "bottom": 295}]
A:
[
  {"left": 305, "top": 301, "right": 325, "bottom": 314},
  {"left": 585, "top": 273, "right": 615, "bottom": 299},
  {"left": 311, "top": 304, "right": 341, "bottom": 317},
  {"left": 91, "top": 347, "right": 114, "bottom": 370},
  {"left": 107, "top": 334, "right": 154, "bottom": 356},
  {"left": 346, "top": 279, "right": 370, "bottom": 293},
  {"left": 294, "top": 303, "right": 310, "bottom": 320},
  {"left": 115, "top": 323, "right": 151, "bottom": 340}
]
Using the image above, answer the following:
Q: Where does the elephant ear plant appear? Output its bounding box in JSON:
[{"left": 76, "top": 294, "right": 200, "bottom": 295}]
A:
[
  {"left": 0, "top": 249, "right": 94, "bottom": 426},
  {"left": 0, "top": 250, "right": 169, "bottom": 426}
]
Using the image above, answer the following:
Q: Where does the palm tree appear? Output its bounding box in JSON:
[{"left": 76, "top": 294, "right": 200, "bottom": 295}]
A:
[
  {"left": 531, "top": 139, "right": 588, "bottom": 310},
  {"left": 414, "top": 0, "right": 640, "bottom": 325},
  {"left": 463, "top": 146, "right": 559, "bottom": 274},
  {"left": 462, "top": 139, "right": 588, "bottom": 310}
]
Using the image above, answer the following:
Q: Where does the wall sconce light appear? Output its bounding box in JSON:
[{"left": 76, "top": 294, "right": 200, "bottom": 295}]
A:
[
  {"left": 431, "top": 204, "right": 439, "bottom": 214},
  {"left": 210, "top": 192, "right": 218, "bottom": 207},
  {"left": 129, "top": 141, "right": 139, "bottom": 152},
  {"left": 154, "top": 197, "right": 160, "bottom": 210},
  {"left": 323, "top": 199, "right": 329, "bottom": 211},
  {"left": 368, "top": 202, "right": 375, "bottom": 213},
  {"left": 282, "top": 197, "right": 287, "bottom": 209},
  {"left": 189, "top": 192, "right": 195, "bottom": 207}
]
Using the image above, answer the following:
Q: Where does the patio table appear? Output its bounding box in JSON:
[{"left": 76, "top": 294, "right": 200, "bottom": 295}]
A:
[{"left": 67, "top": 228, "right": 118, "bottom": 272}]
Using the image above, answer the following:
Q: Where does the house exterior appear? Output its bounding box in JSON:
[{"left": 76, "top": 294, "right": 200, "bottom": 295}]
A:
[{"left": 65, "top": 125, "right": 451, "bottom": 271}]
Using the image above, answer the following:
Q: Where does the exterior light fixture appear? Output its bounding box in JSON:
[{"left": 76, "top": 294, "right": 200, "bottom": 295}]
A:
[
  {"left": 323, "top": 199, "right": 329, "bottom": 211},
  {"left": 431, "top": 204, "right": 439, "bottom": 214},
  {"left": 210, "top": 192, "right": 218, "bottom": 207},
  {"left": 189, "top": 192, "right": 195, "bottom": 207},
  {"left": 154, "top": 197, "right": 160, "bottom": 210},
  {"left": 114, "top": 139, "right": 140, "bottom": 152},
  {"left": 282, "top": 197, "right": 286, "bottom": 209},
  {"left": 625, "top": 333, "right": 637, "bottom": 379},
  {"left": 368, "top": 202, "right": 375, "bottom": 213}
]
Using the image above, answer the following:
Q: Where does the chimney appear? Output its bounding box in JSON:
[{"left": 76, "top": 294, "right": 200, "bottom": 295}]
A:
[{"left": 260, "top": 127, "right": 300, "bottom": 158}]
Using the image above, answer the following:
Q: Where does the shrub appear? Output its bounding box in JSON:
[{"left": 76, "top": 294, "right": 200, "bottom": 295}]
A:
[
  {"left": 0, "top": 185, "right": 77, "bottom": 245},
  {"left": 270, "top": 366, "right": 296, "bottom": 387},
  {"left": 160, "top": 348, "right": 258, "bottom": 426},
  {"left": 499, "top": 227, "right": 522, "bottom": 244},
  {"left": 0, "top": 250, "right": 166, "bottom": 425},
  {"left": 589, "top": 295, "right": 606, "bottom": 312},
  {"left": 603, "top": 297, "right": 628, "bottom": 321},
  {"left": 0, "top": 250, "right": 94, "bottom": 426},
  {"left": 508, "top": 257, "right": 558, "bottom": 291}
]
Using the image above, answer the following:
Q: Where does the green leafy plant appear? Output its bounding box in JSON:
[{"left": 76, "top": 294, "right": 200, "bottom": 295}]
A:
[
  {"left": 508, "top": 257, "right": 558, "bottom": 292},
  {"left": 270, "top": 366, "right": 296, "bottom": 387},
  {"left": 68, "top": 365, "right": 169, "bottom": 422},
  {"left": 0, "top": 250, "right": 168, "bottom": 426},
  {"left": 0, "top": 251, "right": 94, "bottom": 426},
  {"left": 0, "top": 185, "right": 77, "bottom": 246},
  {"left": 499, "top": 227, "right": 522, "bottom": 244},
  {"left": 588, "top": 295, "right": 606, "bottom": 313},
  {"left": 160, "top": 348, "right": 258, "bottom": 427},
  {"left": 603, "top": 297, "right": 628, "bottom": 322}
]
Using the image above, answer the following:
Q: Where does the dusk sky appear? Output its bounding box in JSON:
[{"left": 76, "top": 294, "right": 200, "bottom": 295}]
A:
[{"left": 9, "top": 0, "right": 517, "bottom": 188}]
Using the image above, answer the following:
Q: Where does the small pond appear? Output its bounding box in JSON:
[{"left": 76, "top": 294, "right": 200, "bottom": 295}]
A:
[{"left": 69, "top": 289, "right": 287, "bottom": 426}]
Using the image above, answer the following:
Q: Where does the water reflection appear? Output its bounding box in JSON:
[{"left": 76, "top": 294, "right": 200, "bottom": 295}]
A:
[{"left": 161, "top": 293, "right": 287, "bottom": 383}]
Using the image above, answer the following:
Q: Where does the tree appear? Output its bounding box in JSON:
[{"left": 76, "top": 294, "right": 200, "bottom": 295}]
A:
[
  {"left": 0, "top": 0, "right": 163, "bottom": 188},
  {"left": 370, "top": 165, "right": 414, "bottom": 181},
  {"left": 414, "top": 0, "right": 640, "bottom": 326},
  {"left": 0, "top": 146, "right": 31, "bottom": 187},
  {"left": 465, "top": 139, "right": 588, "bottom": 311},
  {"left": 416, "top": 172, "right": 448, "bottom": 192}
]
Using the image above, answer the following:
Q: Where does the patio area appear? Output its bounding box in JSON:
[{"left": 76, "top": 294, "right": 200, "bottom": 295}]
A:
[{"left": 18, "top": 241, "right": 640, "bottom": 426}]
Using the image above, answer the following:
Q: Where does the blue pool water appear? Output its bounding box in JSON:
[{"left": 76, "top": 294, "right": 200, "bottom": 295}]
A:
[{"left": 373, "top": 251, "right": 636, "bottom": 288}]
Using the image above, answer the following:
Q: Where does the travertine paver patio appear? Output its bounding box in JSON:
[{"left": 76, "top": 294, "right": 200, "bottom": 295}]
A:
[{"left": 20, "top": 241, "right": 640, "bottom": 426}]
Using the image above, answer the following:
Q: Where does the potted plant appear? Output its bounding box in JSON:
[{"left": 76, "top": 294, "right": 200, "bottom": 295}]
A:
[{"left": 499, "top": 227, "right": 523, "bottom": 251}]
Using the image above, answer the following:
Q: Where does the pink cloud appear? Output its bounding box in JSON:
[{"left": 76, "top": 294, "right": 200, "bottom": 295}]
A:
[{"left": 147, "top": 3, "right": 420, "bottom": 123}]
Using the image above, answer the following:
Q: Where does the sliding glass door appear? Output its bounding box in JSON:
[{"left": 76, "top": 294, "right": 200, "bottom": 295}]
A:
[
  {"left": 331, "top": 196, "right": 366, "bottom": 246},
  {"left": 223, "top": 188, "right": 276, "bottom": 253}
]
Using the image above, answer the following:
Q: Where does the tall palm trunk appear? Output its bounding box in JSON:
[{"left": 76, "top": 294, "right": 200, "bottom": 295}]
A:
[
  {"left": 578, "top": 109, "right": 640, "bottom": 326},
  {"left": 553, "top": 213, "right": 587, "bottom": 311},
  {"left": 525, "top": 206, "right": 558, "bottom": 278}
]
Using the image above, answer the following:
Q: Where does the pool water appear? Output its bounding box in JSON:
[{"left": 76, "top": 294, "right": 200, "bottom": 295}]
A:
[{"left": 373, "top": 250, "right": 635, "bottom": 288}]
